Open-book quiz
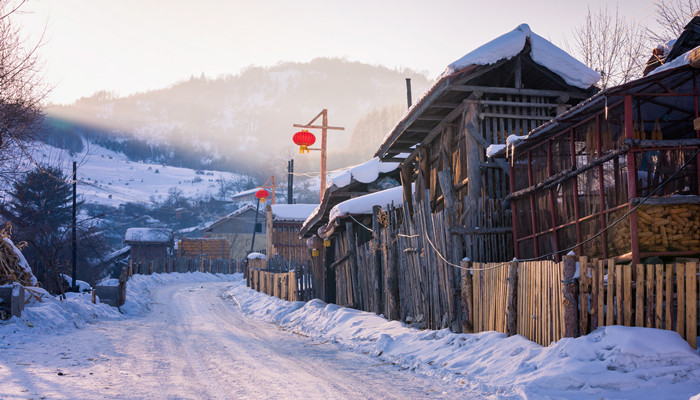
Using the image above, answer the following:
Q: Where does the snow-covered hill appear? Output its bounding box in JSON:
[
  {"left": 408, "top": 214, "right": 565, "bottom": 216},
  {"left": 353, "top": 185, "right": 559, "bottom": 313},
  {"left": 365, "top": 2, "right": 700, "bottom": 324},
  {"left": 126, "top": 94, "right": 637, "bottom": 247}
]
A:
[{"left": 30, "top": 141, "right": 247, "bottom": 207}]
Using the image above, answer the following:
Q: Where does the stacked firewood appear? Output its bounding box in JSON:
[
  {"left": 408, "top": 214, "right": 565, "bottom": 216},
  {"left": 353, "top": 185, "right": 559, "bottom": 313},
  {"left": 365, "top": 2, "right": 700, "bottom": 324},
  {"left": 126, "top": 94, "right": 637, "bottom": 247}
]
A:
[
  {"left": 0, "top": 225, "right": 35, "bottom": 287},
  {"left": 637, "top": 204, "right": 700, "bottom": 252}
]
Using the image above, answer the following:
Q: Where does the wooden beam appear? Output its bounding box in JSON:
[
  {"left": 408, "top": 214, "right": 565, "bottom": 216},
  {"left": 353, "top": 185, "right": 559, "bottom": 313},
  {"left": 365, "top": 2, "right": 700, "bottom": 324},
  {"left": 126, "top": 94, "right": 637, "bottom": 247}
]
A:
[
  {"left": 624, "top": 138, "right": 700, "bottom": 148},
  {"left": 480, "top": 99, "right": 560, "bottom": 108},
  {"left": 479, "top": 112, "right": 554, "bottom": 121},
  {"left": 450, "top": 226, "right": 513, "bottom": 235},
  {"left": 451, "top": 85, "right": 590, "bottom": 99},
  {"left": 480, "top": 160, "right": 510, "bottom": 175},
  {"left": 417, "top": 116, "right": 447, "bottom": 122},
  {"left": 630, "top": 195, "right": 700, "bottom": 205},
  {"left": 293, "top": 123, "right": 345, "bottom": 131}
]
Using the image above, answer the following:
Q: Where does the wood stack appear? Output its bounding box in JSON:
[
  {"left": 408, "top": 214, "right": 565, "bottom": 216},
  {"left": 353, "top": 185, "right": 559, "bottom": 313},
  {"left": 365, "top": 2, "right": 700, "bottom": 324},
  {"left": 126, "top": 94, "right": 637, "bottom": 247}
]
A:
[
  {"left": 0, "top": 228, "right": 35, "bottom": 287},
  {"left": 608, "top": 208, "right": 631, "bottom": 256},
  {"left": 637, "top": 204, "right": 700, "bottom": 252}
]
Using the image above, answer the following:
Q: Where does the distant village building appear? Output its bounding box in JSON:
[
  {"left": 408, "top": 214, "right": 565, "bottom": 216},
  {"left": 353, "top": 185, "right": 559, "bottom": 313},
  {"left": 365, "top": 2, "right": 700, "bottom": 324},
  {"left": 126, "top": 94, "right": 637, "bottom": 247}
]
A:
[
  {"left": 124, "top": 228, "right": 173, "bottom": 263},
  {"left": 266, "top": 203, "right": 318, "bottom": 265},
  {"left": 202, "top": 204, "right": 267, "bottom": 259}
]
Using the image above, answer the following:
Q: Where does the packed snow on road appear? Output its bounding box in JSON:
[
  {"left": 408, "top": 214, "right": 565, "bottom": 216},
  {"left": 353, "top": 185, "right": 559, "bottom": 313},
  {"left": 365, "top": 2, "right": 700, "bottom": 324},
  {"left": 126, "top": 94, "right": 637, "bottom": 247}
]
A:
[{"left": 1, "top": 272, "right": 699, "bottom": 399}]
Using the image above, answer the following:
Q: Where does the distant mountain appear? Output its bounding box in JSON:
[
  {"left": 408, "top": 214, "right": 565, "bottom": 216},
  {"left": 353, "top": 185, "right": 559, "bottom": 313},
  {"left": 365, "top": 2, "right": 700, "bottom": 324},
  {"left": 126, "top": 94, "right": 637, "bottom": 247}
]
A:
[{"left": 44, "top": 58, "right": 431, "bottom": 178}]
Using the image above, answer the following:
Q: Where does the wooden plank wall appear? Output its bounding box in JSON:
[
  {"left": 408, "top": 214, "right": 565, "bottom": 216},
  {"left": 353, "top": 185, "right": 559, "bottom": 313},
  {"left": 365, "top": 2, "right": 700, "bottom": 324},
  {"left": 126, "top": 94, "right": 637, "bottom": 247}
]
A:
[{"left": 272, "top": 223, "right": 310, "bottom": 264}]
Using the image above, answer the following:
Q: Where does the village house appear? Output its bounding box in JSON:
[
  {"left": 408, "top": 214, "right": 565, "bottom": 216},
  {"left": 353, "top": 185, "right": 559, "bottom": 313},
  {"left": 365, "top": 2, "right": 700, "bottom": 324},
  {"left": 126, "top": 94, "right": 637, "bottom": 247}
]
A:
[
  {"left": 124, "top": 227, "right": 173, "bottom": 264},
  {"left": 202, "top": 203, "right": 267, "bottom": 259},
  {"left": 367, "top": 24, "right": 600, "bottom": 330},
  {"left": 264, "top": 203, "right": 318, "bottom": 266}
]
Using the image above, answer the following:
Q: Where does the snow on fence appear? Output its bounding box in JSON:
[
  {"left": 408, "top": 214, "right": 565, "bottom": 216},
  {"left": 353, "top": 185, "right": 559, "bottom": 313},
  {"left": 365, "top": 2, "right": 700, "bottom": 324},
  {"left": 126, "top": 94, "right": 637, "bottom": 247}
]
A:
[{"left": 128, "top": 256, "right": 246, "bottom": 276}]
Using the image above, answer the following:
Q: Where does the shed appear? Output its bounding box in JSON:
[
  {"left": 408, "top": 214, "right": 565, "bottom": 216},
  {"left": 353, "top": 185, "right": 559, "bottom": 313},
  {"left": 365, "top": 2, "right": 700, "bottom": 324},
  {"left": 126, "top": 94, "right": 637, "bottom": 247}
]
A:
[
  {"left": 493, "top": 52, "right": 700, "bottom": 264},
  {"left": 124, "top": 228, "right": 173, "bottom": 263}
]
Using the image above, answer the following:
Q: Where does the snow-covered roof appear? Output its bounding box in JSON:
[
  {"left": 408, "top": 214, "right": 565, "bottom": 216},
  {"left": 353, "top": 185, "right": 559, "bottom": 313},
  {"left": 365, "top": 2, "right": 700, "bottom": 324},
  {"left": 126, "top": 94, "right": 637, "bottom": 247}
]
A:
[
  {"left": 271, "top": 203, "right": 319, "bottom": 222},
  {"left": 650, "top": 44, "right": 700, "bottom": 76},
  {"left": 124, "top": 228, "right": 172, "bottom": 244},
  {"left": 231, "top": 188, "right": 259, "bottom": 199},
  {"left": 443, "top": 24, "right": 600, "bottom": 89},
  {"left": 327, "top": 186, "right": 404, "bottom": 227},
  {"left": 247, "top": 252, "right": 266, "bottom": 260},
  {"left": 330, "top": 157, "right": 399, "bottom": 189}
]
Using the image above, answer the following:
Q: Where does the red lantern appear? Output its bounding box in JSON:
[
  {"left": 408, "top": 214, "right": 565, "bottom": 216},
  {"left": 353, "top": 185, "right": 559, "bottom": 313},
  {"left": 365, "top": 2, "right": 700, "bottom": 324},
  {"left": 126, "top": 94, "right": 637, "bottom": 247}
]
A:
[
  {"left": 293, "top": 129, "right": 316, "bottom": 154},
  {"left": 255, "top": 189, "right": 269, "bottom": 202},
  {"left": 306, "top": 235, "right": 323, "bottom": 257}
]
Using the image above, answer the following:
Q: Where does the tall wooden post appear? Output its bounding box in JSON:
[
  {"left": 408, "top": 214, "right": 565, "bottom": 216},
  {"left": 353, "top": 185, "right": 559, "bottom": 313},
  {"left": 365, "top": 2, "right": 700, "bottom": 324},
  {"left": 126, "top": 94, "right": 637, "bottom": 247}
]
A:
[
  {"left": 293, "top": 110, "right": 344, "bottom": 202},
  {"left": 266, "top": 204, "right": 273, "bottom": 262}
]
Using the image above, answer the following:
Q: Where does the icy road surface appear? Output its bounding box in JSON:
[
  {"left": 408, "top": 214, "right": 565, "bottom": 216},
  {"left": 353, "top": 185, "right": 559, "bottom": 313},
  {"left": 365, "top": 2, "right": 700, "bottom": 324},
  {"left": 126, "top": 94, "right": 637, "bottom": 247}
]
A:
[{"left": 1, "top": 282, "right": 475, "bottom": 399}]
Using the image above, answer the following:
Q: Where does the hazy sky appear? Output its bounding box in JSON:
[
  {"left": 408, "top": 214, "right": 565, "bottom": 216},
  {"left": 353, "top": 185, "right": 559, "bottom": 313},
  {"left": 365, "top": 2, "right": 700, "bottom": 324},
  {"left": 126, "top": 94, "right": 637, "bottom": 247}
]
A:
[{"left": 17, "top": 0, "right": 662, "bottom": 105}]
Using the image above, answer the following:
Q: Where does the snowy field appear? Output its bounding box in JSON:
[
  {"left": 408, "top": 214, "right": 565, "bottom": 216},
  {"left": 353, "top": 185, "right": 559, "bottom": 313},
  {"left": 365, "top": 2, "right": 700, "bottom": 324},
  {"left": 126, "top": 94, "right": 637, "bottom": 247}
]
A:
[{"left": 1, "top": 273, "right": 699, "bottom": 399}]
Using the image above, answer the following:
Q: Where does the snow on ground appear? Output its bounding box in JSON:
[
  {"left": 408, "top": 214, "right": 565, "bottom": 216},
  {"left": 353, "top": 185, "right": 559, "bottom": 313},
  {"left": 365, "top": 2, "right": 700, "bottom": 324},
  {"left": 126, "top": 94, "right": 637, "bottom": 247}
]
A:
[
  {"left": 28, "top": 141, "right": 245, "bottom": 207},
  {"left": 225, "top": 279, "right": 700, "bottom": 400},
  {"left": 1, "top": 273, "right": 699, "bottom": 399}
]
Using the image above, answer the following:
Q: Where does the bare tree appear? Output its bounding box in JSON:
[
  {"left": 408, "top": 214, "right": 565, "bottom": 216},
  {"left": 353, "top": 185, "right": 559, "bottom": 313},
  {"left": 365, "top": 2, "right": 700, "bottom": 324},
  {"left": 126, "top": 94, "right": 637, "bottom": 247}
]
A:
[
  {"left": 0, "top": 0, "right": 48, "bottom": 184},
  {"left": 648, "top": 0, "right": 700, "bottom": 45},
  {"left": 571, "top": 5, "right": 649, "bottom": 89}
]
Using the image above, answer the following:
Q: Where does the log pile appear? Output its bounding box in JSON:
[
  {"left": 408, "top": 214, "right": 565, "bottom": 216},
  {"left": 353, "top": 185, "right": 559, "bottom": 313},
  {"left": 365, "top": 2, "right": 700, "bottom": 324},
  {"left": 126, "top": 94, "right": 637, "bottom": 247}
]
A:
[
  {"left": 0, "top": 225, "right": 36, "bottom": 287},
  {"left": 637, "top": 204, "right": 700, "bottom": 252}
]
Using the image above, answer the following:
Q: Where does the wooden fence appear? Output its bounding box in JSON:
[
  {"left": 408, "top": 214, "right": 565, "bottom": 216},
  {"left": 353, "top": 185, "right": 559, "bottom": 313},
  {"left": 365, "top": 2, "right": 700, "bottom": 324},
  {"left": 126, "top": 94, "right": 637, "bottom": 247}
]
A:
[
  {"left": 129, "top": 256, "right": 246, "bottom": 276},
  {"left": 246, "top": 263, "right": 314, "bottom": 302},
  {"left": 466, "top": 258, "right": 698, "bottom": 348}
]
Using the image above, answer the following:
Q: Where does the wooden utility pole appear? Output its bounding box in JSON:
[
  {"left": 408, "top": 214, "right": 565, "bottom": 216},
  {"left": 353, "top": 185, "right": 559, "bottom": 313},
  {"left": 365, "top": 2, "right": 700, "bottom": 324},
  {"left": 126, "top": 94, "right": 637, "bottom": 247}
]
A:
[
  {"left": 71, "top": 161, "right": 77, "bottom": 292},
  {"left": 293, "top": 109, "right": 344, "bottom": 201}
]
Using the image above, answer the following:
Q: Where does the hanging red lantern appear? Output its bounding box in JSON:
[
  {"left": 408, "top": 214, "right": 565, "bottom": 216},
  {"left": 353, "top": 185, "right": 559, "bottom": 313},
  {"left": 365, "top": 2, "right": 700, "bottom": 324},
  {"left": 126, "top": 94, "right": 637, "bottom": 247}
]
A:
[
  {"left": 255, "top": 189, "right": 269, "bottom": 202},
  {"left": 293, "top": 129, "right": 316, "bottom": 154}
]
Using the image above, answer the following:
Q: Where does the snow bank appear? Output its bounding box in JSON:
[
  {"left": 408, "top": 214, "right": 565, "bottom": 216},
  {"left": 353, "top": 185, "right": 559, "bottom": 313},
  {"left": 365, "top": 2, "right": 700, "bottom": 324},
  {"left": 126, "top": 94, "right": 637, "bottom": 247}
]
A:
[
  {"left": 224, "top": 279, "right": 700, "bottom": 400},
  {"left": 444, "top": 24, "right": 600, "bottom": 89}
]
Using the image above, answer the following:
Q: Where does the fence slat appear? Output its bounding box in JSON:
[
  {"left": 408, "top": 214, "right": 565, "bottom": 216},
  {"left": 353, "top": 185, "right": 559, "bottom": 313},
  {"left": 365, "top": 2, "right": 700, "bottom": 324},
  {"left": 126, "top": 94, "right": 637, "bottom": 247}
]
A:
[
  {"left": 623, "top": 265, "right": 632, "bottom": 326},
  {"left": 677, "top": 263, "right": 685, "bottom": 340},
  {"left": 686, "top": 262, "right": 697, "bottom": 350},
  {"left": 655, "top": 264, "right": 663, "bottom": 329}
]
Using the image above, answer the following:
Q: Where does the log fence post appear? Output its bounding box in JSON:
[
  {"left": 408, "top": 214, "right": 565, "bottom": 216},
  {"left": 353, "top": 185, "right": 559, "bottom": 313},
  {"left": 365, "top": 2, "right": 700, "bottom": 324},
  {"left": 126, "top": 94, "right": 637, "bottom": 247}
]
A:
[
  {"left": 562, "top": 254, "right": 580, "bottom": 337},
  {"left": 460, "top": 259, "right": 474, "bottom": 333},
  {"left": 506, "top": 259, "right": 519, "bottom": 336}
]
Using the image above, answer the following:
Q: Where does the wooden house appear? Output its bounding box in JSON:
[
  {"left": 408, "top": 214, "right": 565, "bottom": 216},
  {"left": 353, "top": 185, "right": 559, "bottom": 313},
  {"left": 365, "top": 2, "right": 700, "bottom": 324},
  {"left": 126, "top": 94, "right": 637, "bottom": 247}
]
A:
[
  {"left": 124, "top": 228, "right": 173, "bottom": 263},
  {"left": 265, "top": 203, "right": 318, "bottom": 265},
  {"left": 202, "top": 204, "right": 267, "bottom": 259},
  {"left": 492, "top": 52, "right": 700, "bottom": 264},
  {"left": 368, "top": 24, "right": 599, "bottom": 330},
  {"left": 375, "top": 23, "right": 599, "bottom": 263},
  {"left": 299, "top": 157, "right": 400, "bottom": 302}
]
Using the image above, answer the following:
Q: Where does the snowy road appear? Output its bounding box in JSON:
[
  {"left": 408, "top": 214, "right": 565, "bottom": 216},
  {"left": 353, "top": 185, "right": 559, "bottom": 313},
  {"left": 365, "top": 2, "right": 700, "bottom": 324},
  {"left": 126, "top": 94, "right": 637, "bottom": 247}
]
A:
[{"left": 1, "top": 281, "right": 475, "bottom": 399}]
